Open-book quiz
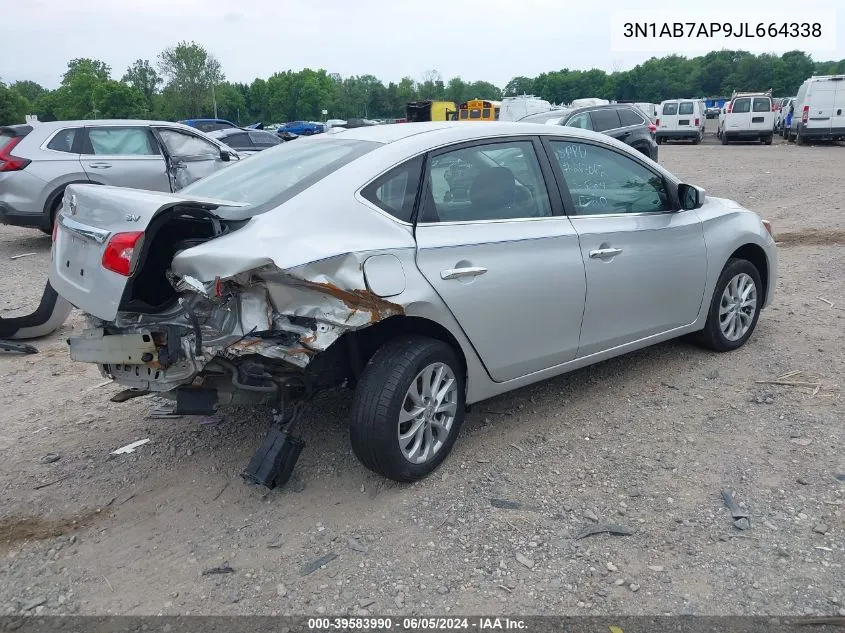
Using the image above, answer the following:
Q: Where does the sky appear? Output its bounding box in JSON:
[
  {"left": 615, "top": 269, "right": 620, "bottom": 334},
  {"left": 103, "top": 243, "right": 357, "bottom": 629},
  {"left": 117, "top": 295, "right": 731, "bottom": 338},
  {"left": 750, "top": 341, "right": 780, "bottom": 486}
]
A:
[{"left": 2, "top": 0, "right": 843, "bottom": 90}]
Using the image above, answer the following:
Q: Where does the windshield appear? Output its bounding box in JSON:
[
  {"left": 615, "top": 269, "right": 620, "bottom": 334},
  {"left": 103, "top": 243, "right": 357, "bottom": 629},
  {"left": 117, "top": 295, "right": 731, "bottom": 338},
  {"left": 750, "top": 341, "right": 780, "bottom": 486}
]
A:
[{"left": 179, "top": 137, "right": 379, "bottom": 211}]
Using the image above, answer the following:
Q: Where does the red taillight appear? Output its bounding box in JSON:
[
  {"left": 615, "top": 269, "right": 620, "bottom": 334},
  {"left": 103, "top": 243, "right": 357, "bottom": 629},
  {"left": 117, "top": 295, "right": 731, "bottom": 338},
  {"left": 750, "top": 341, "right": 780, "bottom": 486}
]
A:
[
  {"left": 101, "top": 231, "right": 144, "bottom": 276},
  {"left": 802, "top": 105, "right": 809, "bottom": 123},
  {"left": 648, "top": 123, "right": 657, "bottom": 133},
  {"left": 52, "top": 219, "right": 58, "bottom": 242},
  {"left": 655, "top": 118, "right": 660, "bottom": 126},
  {"left": 0, "top": 137, "right": 31, "bottom": 172},
  {"left": 727, "top": 102, "right": 733, "bottom": 113},
  {"left": 694, "top": 118, "right": 700, "bottom": 126}
]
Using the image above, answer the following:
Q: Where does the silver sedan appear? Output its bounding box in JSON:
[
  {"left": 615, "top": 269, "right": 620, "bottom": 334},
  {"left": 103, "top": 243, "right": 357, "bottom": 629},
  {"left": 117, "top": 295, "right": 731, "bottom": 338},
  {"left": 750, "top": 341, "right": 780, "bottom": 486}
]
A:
[{"left": 50, "top": 122, "right": 777, "bottom": 486}]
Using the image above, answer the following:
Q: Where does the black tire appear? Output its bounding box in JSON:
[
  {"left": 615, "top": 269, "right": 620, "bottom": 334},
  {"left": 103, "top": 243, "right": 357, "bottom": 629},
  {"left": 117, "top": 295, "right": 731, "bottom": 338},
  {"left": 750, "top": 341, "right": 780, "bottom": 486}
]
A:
[
  {"left": 721, "top": 132, "right": 729, "bottom": 145},
  {"left": 763, "top": 135, "right": 773, "bottom": 145},
  {"left": 692, "top": 134, "right": 701, "bottom": 145},
  {"left": 350, "top": 336, "right": 466, "bottom": 482},
  {"left": 796, "top": 131, "right": 806, "bottom": 146},
  {"left": 39, "top": 197, "right": 63, "bottom": 235},
  {"left": 693, "top": 258, "right": 763, "bottom": 352},
  {"left": 656, "top": 137, "right": 663, "bottom": 145}
]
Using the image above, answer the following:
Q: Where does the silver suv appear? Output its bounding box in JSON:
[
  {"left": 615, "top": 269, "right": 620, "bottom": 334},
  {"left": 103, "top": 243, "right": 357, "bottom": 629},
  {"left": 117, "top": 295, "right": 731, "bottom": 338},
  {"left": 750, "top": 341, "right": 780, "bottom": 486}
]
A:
[{"left": 0, "top": 120, "right": 239, "bottom": 233}]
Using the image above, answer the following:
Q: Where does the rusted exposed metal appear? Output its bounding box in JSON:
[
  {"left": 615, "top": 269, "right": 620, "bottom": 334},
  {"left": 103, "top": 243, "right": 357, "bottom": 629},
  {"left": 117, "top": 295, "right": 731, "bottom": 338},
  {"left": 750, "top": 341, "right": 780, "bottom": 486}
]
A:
[{"left": 298, "top": 280, "right": 405, "bottom": 323}]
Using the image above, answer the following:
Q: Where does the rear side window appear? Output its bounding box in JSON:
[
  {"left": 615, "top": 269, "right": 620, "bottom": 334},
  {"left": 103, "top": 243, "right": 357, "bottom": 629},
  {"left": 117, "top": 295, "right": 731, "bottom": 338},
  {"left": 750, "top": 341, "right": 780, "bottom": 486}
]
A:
[
  {"left": 753, "top": 98, "right": 771, "bottom": 112},
  {"left": 222, "top": 132, "right": 251, "bottom": 147},
  {"left": 249, "top": 131, "right": 281, "bottom": 147},
  {"left": 618, "top": 108, "right": 646, "bottom": 127},
  {"left": 86, "top": 127, "right": 159, "bottom": 156},
  {"left": 678, "top": 102, "right": 694, "bottom": 115},
  {"left": 590, "top": 109, "right": 622, "bottom": 132},
  {"left": 47, "top": 129, "right": 78, "bottom": 153},
  {"left": 662, "top": 103, "right": 678, "bottom": 115},
  {"left": 361, "top": 155, "right": 423, "bottom": 222},
  {"left": 732, "top": 98, "right": 751, "bottom": 113}
]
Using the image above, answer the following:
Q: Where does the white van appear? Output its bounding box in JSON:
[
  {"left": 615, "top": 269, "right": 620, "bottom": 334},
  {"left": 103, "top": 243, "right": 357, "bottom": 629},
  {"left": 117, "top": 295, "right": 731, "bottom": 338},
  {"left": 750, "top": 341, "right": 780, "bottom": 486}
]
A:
[
  {"left": 499, "top": 95, "right": 553, "bottom": 122},
  {"left": 655, "top": 99, "right": 706, "bottom": 144},
  {"left": 790, "top": 75, "right": 845, "bottom": 144},
  {"left": 721, "top": 92, "right": 774, "bottom": 145}
]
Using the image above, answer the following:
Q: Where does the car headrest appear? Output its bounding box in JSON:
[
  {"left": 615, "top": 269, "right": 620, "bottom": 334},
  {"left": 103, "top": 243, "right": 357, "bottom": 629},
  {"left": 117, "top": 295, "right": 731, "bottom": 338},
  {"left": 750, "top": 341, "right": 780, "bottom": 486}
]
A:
[{"left": 470, "top": 166, "right": 516, "bottom": 208}]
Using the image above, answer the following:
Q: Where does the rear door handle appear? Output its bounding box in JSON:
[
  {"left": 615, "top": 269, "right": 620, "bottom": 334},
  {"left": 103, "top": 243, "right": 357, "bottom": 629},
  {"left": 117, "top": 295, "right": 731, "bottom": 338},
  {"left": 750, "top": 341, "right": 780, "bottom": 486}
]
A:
[
  {"left": 440, "top": 266, "right": 488, "bottom": 280},
  {"left": 88, "top": 162, "right": 112, "bottom": 169},
  {"left": 589, "top": 248, "right": 623, "bottom": 259}
]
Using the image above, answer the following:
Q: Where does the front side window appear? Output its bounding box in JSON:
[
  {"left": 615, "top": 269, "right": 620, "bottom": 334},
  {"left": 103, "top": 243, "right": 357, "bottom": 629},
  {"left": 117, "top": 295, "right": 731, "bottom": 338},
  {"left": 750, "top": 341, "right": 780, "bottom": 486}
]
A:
[
  {"left": 678, "top": 102, "right": 694, "bottom": 115},
  {"left": 86, "top": 127, "right": 159, "bottom": 156},
  {"left": 753, "top": 97, "right": 771, "bottom": 112},
  {"left": 662, "top": 102, "right": 679, "bottom": 115},
  {"left": 732, "top": 98, "right": 751, "bottom": 113},
  {"left": 550, "top": 141, "right": 671, "bottom": 216},
  {"left": 421, "top": 141, "right": 552, "bottom": 223},
  {"left": 157, "top": 129, "right": 220, "bottom": 157},
  {"left": 361, "top": 156, "right": 423, "bottom": 223},
  {"left": 589, "top": 109, "right": 622, "bottom": 132},
  {"left": 47, "top": 128, "right": 79, "bottom": 153}
]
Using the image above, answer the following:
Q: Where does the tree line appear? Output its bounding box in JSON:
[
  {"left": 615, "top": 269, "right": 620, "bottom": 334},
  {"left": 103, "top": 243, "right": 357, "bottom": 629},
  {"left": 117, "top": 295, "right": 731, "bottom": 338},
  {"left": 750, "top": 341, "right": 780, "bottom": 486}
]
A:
[{"left": 2, "top": 43, "right": 843, "bottom": 127}]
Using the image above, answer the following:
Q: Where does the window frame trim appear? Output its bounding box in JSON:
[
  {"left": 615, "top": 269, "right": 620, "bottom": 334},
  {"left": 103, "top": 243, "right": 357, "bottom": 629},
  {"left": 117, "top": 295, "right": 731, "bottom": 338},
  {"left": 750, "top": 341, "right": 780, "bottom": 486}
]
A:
[
  {"left": 539, "top": 134, "right": 681, "bottom": 218},
  {"left": 40, "top": 127, "right": 84, "bottom": 155}
]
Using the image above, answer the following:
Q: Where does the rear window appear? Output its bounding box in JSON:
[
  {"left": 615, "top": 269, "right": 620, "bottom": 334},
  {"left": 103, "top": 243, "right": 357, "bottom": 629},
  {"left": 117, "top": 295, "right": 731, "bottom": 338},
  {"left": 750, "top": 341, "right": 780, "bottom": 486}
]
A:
[
  {"left": 662, "top": 103, "right": 678, "bottom": 115},
  {"left": 732, "top": 98, "right": 751, "bottom": 113},
  {"left": 678, "top": 102, "right": 694, "bottom": 115},
  {"left": 753, "top": 98, "right": 771, "bottom": 112},
  {"left": 178, "top": 138, "right": 378, "bottom": 212}
]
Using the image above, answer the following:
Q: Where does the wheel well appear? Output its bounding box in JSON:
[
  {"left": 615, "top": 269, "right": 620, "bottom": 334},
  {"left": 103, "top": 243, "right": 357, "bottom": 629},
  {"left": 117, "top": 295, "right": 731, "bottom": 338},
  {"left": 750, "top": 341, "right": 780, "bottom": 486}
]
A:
[
  {"left": 730, "top": 244, "right": 769, "bottom": 303},
  {"left": 43, "top": 180, "right": 91, "bottom": 217},
  {"left": 303, "top": 316, "right": 468, "bottom": 390}
]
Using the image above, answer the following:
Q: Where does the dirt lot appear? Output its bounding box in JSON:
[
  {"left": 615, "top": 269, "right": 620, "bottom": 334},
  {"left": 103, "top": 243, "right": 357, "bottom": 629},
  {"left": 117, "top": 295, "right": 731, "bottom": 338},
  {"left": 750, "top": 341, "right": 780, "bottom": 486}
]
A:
[{"left": 1, "top": 125, "right": 843, "bottom": 617}]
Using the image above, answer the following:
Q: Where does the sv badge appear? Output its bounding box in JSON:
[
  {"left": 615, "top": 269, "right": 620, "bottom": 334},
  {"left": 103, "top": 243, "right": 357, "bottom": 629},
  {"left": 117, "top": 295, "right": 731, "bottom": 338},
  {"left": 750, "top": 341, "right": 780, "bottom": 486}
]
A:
[{"left": 125, "top": 214, "right": 141, "bottom": 222}]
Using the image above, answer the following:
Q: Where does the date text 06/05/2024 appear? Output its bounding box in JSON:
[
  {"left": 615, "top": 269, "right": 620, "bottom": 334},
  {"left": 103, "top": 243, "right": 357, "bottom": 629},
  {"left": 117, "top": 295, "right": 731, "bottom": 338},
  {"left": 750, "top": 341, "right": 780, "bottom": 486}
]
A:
[{"left": 623, "top": 22, "right": 822, "bottom": 38}]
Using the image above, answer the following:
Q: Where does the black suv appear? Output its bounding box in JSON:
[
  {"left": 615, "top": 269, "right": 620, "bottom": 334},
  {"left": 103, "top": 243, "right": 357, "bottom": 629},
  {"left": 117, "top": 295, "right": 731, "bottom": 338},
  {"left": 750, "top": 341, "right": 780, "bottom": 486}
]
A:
[{"left": 519, "top": 104, "right": 659, "bottom": 161}]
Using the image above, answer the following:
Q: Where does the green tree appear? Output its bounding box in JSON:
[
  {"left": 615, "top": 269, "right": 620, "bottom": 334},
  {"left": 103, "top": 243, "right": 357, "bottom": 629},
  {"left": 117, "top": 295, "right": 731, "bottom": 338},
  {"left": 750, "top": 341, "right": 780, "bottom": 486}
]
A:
[
  {"left": 10, "top": 80, "right": 45, "bottom": 105},
  {"left": 92, "top": 81, "right": 149, "bottom": 119},
  {"left": 53, "top": 58, "right": 112, "bottom": 119},
  {"left": 122, "top": 59, "right": 162, "bottom": 103},
  {"left": 503, "top": 76, "right": 535, "bottom": 96},
  {"left": 0, "top": 81, "right": 30, "bottom": 125},
  {"left": 157, "top": 41, "right": 224, "bottom": 118}
]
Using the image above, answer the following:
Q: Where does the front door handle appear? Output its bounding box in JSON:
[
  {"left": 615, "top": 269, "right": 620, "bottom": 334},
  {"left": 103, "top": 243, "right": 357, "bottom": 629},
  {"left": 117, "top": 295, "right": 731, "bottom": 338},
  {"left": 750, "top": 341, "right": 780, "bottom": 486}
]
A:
[
  {"left": 440, "top": 266, "right": 488, "bottom": 280},
  {"left": 589, "top": 247, "right": 623, "bottom": 259},
  {"left": 88, "top": 162, "right": 112, "bottom": 169}
]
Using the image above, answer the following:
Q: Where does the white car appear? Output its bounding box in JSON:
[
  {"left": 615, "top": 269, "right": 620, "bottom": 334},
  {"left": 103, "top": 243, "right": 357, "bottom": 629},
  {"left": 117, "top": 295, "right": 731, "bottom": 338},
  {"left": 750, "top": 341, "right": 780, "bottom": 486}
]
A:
[{"left": 721, "top": 92, "right": 775, "bottom": 145}]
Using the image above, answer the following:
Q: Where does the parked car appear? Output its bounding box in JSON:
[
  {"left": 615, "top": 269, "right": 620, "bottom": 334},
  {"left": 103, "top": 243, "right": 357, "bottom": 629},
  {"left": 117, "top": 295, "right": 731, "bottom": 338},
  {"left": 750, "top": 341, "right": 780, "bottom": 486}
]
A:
[
  {"left": 0, "top": 120, "right": 239, "bottom": 233},
  {"left": 775, "top": 97, "right": 796, "bottom": 135},
  {"left": 278, "top": 121, "right": 325, "bottom": 136},
  {"left": 49, "top": 121, "right": 775, "bottom": 486},
  {"left": 789, "top": 75, "right": 845, "bottom": 144},
  {"left": 705, "top": 107, "right": 721, "bottom": 119},
  {"left": 519, "top": 104, "right": 658, "bottom": 160},
  {"left": 780, "top": 98, "right": 796, "bottom": 139},
  {"left": 208, "top": 128, "right": 282, "bottom": 156},
  {"left": 655, "top": 100, "right": 706, "bottom": 144},
  {"left": 721, "top": 92, "right": 775, "bottom": 145}
]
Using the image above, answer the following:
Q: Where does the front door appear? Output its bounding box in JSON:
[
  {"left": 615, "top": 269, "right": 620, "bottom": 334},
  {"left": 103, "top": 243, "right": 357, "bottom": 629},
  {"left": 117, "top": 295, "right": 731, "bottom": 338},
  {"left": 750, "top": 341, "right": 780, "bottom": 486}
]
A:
[
  {"left": 543, "top": 138, "right": 707, "bottom": 357},
  {"left": 153, "top": 127, "right": 230, "bottom": 191},
  {"left": 414, "top": 138, "right": 587, "bottom": 382},
  {"left": 80, "top": 126, "right": 170, "bottom": 191}
]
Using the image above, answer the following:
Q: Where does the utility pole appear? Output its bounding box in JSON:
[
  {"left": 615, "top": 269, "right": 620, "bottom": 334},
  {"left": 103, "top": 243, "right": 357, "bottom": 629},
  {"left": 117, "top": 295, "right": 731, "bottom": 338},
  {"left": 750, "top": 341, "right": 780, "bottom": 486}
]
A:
[{"left": 212, "top": 83, "right": 218, "bottom": 118}]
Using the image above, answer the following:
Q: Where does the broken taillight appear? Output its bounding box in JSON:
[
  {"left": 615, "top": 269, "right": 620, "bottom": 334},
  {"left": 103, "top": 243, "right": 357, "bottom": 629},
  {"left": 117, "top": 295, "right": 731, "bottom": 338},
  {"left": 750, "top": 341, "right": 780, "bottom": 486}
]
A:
[{"left": 102, "top": 231, "right": 144, "bottom": 276}]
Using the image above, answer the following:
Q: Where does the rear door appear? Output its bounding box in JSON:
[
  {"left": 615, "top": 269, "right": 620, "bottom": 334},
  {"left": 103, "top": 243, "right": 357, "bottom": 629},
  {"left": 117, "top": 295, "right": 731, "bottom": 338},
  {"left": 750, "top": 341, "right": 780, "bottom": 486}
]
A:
[
  {"left": 832, "top": 78, "right": 845, "bottom": 133},
  {"left": 80, "top": 126, "right": 170, "bottom": 191},
  {"left": 806, "top": 80, "right": 837, "bottom": 134},
  {"left": 153, "top": 127, "right": 230, "bottom": 191},
  {"left": 749, "top": 96, "right": 774, "bottom": 132},
  {"left": 725, "top": 97, "right": 751, "bottom": 133},
  {"left": 676, "top": 101, "right": 696, "bottom": 132},
  {"left": 658, "top": 102, "right": 679, "bottom": 132},
  {"left": 588, "top": 108, "right": 624, "bottom": 141}
]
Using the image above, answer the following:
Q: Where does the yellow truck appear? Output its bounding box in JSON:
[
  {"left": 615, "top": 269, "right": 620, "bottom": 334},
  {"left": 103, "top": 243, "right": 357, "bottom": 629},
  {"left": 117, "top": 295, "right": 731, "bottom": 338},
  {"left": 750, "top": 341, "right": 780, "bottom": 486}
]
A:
[{"left": 405, "top": 100, "right": 457, "bottom": 122}]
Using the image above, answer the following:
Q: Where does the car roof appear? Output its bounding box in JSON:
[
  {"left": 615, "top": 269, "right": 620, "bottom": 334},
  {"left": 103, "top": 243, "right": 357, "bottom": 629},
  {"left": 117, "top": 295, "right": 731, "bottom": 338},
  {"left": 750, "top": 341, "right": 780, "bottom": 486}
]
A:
[{"left": 25, "top": 119, "right": 193, "bottom": 131}]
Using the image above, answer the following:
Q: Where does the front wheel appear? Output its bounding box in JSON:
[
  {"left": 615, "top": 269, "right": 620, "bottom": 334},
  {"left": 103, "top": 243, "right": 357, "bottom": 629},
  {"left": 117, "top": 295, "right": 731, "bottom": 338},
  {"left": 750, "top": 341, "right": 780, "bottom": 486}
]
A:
[
  {"left": 693, "top": 258, "right": 763, "bottom": 352},
  {"left": 763, "top": 135, "right": 773, "bottom": 145},
  {"left": 350, "top": 336, "right": 465, "bottom": 482}
]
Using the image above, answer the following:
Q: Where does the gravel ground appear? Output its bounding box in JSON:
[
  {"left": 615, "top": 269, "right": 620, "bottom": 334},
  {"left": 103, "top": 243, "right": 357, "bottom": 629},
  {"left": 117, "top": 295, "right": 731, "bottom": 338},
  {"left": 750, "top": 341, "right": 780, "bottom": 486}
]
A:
[{"left": 0, "top": 123, "right": 843, "bottom": 617}]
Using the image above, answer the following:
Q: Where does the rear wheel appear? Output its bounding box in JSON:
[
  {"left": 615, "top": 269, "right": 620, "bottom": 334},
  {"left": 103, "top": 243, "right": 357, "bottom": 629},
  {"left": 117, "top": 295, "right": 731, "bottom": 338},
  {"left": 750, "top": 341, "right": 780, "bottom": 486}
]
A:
[
  {"left": 39, "top": 197, "right": 63, "bottom": 236},
  {"left": 763, "top": 135, "right": 773, "bottom": 145},
  {"left": 350, "top": 336, "right": 465, "bottom": 482},
  {"left": 721, "top": 132, "right": 729, "bottom": 145},
  {"left": 693, "top": 258, "right": 763, "bottom": 352}
]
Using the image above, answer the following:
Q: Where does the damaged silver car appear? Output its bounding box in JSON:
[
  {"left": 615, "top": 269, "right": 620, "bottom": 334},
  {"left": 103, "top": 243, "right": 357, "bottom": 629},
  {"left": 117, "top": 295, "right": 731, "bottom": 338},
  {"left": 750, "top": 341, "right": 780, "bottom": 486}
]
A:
[{"left": 49, "top": 122, "right": 777, "bottom": 487}]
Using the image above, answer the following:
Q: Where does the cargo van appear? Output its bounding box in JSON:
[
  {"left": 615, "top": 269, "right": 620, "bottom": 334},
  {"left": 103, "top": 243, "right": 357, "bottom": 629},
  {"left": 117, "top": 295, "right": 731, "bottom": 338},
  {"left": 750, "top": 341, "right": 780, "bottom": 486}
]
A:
[
  {"left": 499, "top": 95, "right": 553, "bottom": 121},
  {"left": 789, "top": 75, "right": 845, "bottom": 144},
  {"left": 655, "top": 99, "right": 705, "bottom": 144},
  {"left": 634, "top": 102, "right": 659, "bottom": 122},
  {"left": 721, "top": 92, "right": 774, "bottom": 144}
]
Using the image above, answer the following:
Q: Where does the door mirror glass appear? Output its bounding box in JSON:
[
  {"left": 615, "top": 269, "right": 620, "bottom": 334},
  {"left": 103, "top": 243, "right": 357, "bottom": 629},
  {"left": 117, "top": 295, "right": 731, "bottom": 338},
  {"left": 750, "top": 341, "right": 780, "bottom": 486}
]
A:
[
  {"left": 678, "top": 183, "right": 703, "bottom": 210},
  {"left": 220, "top": 149, "right": 232, "bottom": 162}
]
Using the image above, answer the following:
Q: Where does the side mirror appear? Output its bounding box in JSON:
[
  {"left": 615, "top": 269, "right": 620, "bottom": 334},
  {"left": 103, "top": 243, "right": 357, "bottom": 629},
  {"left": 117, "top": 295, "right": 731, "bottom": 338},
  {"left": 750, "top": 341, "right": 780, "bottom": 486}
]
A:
[
  {"left": 678, "top": 183, "right": 705, "bottom": 210},
  {"left": 220, "top": 150, "right": 232, "bottom": 162}
]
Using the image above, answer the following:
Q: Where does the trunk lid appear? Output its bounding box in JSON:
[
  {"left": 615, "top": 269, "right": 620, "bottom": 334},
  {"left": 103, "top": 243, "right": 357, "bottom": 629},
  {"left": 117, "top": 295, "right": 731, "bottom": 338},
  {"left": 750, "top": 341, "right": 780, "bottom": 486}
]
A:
[{"left": 50, "top": 183, "right": 250, "bottom": 321}]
